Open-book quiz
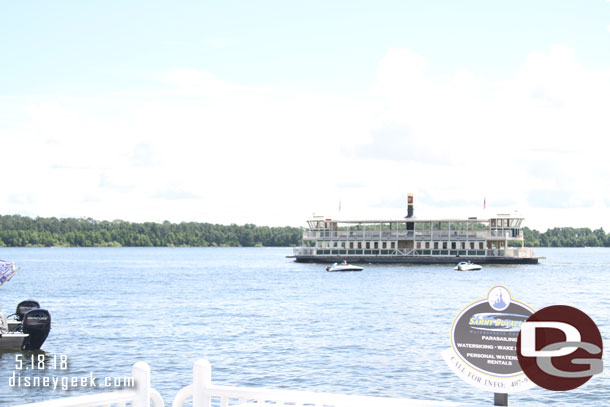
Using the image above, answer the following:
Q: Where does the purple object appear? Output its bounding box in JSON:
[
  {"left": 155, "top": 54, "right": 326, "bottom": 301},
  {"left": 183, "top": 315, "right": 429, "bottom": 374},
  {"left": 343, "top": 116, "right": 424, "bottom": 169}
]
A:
[{"left": 0, "top": 260, "right": 18, "bottom": 286}]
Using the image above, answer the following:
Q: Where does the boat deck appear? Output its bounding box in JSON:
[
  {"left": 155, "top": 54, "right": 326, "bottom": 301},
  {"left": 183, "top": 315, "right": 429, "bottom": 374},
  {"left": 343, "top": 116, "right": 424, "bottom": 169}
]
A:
[{"left": 290, "top": 255, "right": 541, "bottom": 264}]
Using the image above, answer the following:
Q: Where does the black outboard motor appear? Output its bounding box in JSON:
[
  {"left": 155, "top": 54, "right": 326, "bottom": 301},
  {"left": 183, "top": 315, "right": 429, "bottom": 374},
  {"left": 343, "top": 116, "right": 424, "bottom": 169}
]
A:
[
  {"left": 21, "top": 309, "right": 51, "bottom": 350},
  {"left": 15, "top": 300, "right": 40, "bottom": 321}
]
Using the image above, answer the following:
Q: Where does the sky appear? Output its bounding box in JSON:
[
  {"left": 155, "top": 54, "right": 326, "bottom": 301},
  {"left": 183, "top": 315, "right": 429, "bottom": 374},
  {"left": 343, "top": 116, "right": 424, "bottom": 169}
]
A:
[{"left": 1, "top": 1, "right": 610, "bottom": 231}]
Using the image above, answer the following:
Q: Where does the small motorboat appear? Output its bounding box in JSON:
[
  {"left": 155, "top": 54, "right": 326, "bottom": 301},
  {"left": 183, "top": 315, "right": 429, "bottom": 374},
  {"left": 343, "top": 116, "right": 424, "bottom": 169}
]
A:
[
  {"left": 1, "top": 299, "right": 52, "bottom": 350},
  {"left": 326, "top": 262, "right": 363, "bottom": 272},
  {"left": 454, "top": 261, "right": 483, "bottom": 271},
  {"left": 0, "top": 261, "right": 51, "bottom": 351}
]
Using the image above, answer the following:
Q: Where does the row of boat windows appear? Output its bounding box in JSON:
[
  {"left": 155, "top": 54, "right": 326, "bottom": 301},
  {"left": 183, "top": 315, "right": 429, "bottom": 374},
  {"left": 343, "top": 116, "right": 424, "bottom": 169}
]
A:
[
  {"left": 314, "top": 250, "right": 489, "bottom": 256},
  {"left": 317, "top": 241, "right": 396, "bottom": 249},
  {"left": 490, "top": 218, "right": 521, "bottom": 228},
  {"left": 416, "top": 241, "right": 486, "bottom": 250},
  {"left": 315, "top": 241, "right": 487, "bottom": 250}
]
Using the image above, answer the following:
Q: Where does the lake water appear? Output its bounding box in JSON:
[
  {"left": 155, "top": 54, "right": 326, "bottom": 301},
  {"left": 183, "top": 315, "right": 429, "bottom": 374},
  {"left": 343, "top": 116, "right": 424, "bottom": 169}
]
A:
[{"left": 0, "top": 247, "right": 608, "bottom": 406}]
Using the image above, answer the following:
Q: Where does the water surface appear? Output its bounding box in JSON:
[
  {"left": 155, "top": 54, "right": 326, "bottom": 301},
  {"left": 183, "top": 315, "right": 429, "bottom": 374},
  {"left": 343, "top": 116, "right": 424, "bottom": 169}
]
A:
[{"left": 0, "top": 247, "right": 608, "bottom": 406}]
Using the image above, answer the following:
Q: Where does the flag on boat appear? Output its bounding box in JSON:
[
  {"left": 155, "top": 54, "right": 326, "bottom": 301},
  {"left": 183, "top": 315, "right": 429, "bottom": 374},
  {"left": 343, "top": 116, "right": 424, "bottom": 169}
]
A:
[{"left": 0, "top": 260, "right": 19, "bottom": 287}]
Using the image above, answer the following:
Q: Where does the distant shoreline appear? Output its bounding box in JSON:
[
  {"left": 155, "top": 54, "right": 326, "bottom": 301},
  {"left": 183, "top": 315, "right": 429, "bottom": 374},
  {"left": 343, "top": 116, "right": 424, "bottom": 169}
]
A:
[
  {"left": 0, "top": 214, "right": 301, "bottom": 248},
  {"left": 518, "top": 226, "right": 609, "bottom": 248},
  {"left": 0, "top": 215, "right": 608, "bottom": 248}
]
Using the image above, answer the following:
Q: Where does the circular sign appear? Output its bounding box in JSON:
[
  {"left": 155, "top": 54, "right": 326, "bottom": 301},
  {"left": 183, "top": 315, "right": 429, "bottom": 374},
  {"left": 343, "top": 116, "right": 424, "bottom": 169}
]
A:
[
  {"left": 516, "top": 305, "right": 603, "bottom": 391},
  {"left": 451, "top": 286, "right": 534, "bottom": 376}
]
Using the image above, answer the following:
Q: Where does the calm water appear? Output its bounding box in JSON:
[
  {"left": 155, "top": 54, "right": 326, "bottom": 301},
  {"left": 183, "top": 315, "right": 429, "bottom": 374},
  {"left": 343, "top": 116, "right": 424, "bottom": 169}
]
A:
[{"left": 0, "top": 247, "right": 608, "bottom": 406}]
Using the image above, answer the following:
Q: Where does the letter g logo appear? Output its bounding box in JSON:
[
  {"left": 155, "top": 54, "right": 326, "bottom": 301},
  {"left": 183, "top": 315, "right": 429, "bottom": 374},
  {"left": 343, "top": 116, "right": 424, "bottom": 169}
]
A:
[{"left": 516, "top": 306, "right": 603, "bottom": 391}]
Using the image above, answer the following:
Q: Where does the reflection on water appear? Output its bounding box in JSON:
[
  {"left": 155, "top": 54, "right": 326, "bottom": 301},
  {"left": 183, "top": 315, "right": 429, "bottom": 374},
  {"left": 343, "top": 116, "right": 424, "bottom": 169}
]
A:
[{"left": 0, "top": 247, "right": 608, "bottom": 405}]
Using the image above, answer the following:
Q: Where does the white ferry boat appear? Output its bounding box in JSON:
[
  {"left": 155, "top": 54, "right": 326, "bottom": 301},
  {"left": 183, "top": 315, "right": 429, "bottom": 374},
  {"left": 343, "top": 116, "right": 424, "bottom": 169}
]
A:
[{"left": 290, "top": 195, "right": 540, "bottom": 264}]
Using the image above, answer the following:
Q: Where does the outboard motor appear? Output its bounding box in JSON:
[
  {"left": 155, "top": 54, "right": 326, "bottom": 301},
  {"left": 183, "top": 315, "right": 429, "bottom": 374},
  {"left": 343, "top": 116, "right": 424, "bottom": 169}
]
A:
[
  {"left": 21, "top": 309, "right": 51, "bottom": 350},
  {"left": 15, "top": 300, "right": 40, "bottom": 321}
]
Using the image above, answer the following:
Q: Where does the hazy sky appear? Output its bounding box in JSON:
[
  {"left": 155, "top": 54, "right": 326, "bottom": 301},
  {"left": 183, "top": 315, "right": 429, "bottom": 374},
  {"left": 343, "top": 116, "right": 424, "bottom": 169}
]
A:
[{"left": 2, "top": 1, "right": 610, "bottom": 230}]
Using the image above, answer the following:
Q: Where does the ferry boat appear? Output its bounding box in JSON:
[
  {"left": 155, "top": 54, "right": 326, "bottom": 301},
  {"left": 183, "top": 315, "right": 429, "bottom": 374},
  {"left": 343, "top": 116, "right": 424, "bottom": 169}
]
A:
[{"left": 290, "top": 195, "right": 540, "bottom": 264}]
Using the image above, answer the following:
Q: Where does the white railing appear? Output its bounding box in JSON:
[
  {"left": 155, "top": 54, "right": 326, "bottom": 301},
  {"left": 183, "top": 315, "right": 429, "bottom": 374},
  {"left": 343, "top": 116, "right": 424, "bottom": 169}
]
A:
[
  {"left": 172, "top": 359, "right": 466, "bottom": 407},
  {"left": 13, "top": 362, "right": 165, "bottom": 407},
  {"left": 303, "top": 231, "right": 415, "bottom": 240},
  {"left": 10, "top": 359, "right": 484, "bottom": 407},
  {"left": 303, "top": 230, "right": 518, "bottom": 241}
]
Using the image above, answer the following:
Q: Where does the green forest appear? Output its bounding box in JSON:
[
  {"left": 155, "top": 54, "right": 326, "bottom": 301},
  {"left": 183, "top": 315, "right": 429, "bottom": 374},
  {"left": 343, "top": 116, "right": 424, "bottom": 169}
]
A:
[
  {"left": 521, "top": 226, "right": 610, "bottom": 248},
  {"left": 0, "top": 215, "right": 301, "bottom": 247},
  {"left": 0, "top": 214, "right": 608, "bottom": 248}
]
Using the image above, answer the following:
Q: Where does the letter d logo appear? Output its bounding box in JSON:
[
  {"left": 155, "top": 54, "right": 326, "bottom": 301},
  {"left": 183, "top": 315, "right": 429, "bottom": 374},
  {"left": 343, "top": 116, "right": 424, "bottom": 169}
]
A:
[{"left": 520, "top": 321, "right": 581, "bottom": 357}]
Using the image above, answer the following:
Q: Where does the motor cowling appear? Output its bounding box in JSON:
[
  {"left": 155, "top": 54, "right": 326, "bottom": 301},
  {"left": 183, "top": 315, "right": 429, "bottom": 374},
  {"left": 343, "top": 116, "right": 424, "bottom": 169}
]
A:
[
  {"left": 21, "top": 309, "right": 51, "bottom": 350},
  {"left": 15, "top": 300, "right": 40, "bottom": 321}
]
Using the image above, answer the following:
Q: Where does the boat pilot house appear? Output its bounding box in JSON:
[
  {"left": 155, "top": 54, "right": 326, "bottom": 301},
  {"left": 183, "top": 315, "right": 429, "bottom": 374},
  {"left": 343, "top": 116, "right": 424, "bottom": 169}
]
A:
[{"left": 291, "top": 215, "right": 539, "bottom": 264}]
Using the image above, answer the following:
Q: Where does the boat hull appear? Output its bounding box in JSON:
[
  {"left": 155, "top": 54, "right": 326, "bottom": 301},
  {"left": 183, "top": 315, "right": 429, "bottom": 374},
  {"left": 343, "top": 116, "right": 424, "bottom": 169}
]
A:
[
  {"left": 327, "top": 266, "right": 363, "bottom": 272},
  {"left": 0, "top": 333, "right": 27, "bottom": 350},
  {"left": 293, "top": 255, "right": 540, "bottom": 264},
  {"left": 455, "top": 265, "right": 483, "bottom": 271}
]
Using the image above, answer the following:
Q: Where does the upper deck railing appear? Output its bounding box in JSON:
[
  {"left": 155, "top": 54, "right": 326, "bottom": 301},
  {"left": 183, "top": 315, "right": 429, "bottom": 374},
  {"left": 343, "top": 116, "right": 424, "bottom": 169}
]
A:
[{"left": 303, "top": 230, "right": 522, "bottom": 241}]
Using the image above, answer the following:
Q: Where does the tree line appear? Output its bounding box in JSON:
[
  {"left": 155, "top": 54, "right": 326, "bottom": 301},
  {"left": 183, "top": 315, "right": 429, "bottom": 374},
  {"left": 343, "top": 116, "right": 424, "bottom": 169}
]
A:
[
  {"left": 0, "top": 214, "right": 609, "bottom": 248},
  {"left": 0, "top": 215, "right": 302, "bottom": 247},
  {"left": 521, "top": 226, "right": 610, "bottom": 248}
]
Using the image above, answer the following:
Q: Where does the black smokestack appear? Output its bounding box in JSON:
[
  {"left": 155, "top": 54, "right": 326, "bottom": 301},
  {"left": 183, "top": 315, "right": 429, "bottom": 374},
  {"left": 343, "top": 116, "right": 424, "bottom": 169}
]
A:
[{"left": 407, "top": 193, "right": 414, "bottom": 218}]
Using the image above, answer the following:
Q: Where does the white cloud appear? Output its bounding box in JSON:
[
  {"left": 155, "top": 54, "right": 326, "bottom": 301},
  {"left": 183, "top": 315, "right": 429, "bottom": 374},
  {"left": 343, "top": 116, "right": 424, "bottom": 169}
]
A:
[
  {"left": 2, "top": 45, "right": 609, "bottom": 231},
  {"left": 0, "top": 71, "right": 372, "bottom": 226},
  {"left": 350, "top": 45, "right": 610, "bottom": 230}
]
